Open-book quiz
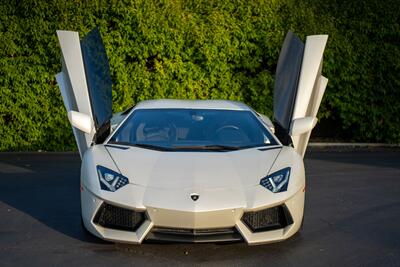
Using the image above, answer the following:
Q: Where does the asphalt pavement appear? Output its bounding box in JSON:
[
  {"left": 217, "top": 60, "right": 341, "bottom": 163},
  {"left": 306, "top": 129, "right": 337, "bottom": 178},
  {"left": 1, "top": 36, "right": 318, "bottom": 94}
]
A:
[{"left": 0, "top": 149, "right": 399, "bottom": 266}]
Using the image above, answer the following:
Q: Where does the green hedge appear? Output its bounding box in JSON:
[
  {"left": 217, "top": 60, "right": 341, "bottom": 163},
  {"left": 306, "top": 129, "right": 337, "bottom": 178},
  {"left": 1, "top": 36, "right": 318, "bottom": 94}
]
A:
[{"left": 1, "top": 0, "right": 399, "bottom": 151}]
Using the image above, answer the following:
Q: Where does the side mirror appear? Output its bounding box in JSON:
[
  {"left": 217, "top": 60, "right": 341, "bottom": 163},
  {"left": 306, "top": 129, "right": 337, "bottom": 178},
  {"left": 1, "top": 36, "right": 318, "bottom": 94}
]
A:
[
  {"left": 68, "top": 111, "right": 93, "bottom": 134},
  {"left": 289, "top": 117, "right": 317, "bottom": 136}
]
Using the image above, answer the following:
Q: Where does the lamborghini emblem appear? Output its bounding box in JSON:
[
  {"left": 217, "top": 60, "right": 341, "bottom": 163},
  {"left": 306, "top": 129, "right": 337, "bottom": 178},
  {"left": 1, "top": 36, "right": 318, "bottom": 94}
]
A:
[{"left": 190, "top": 193, "right": 199, "bottom": 201}]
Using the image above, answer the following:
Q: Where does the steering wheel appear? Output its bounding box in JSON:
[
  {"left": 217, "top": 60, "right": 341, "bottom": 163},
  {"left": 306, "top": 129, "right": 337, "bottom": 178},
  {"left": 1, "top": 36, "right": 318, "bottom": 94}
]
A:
[
  {"left": 215, "top": 125, "right": 247, "bottom": 142},
  {"left": 216, "top": 125, "right": 240, "bottom": 133}
]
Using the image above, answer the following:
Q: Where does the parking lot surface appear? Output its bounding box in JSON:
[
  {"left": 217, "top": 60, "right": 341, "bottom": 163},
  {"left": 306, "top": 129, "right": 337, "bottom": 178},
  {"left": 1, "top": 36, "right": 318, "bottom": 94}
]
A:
[{"left": 0, "top": 150, "right": 399, "bottom": 266}]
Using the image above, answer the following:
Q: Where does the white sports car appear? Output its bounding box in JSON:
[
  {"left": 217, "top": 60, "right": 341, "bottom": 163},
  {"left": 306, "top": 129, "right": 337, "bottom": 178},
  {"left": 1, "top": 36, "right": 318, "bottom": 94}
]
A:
[{"left": 56, "top": 28, "right": 328, "bottom": 245}]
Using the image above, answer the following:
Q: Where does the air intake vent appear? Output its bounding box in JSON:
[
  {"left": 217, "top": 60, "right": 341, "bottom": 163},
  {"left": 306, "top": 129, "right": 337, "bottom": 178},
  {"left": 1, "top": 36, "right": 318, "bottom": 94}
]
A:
[
  {"left": 146, "top": 227, "right": 243, "bottom": 243},
  {"left": 93, "top": 203, "right": 145, "bottom": 231},
  {"left": 241, "top": 205, "right": 293, "bottom": 232}
]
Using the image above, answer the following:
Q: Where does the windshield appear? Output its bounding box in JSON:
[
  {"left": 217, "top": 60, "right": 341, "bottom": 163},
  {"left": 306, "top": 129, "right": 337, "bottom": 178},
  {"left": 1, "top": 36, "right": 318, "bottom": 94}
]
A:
[{"left": 108, "top": 109, "right": 278, "bottom": 151}]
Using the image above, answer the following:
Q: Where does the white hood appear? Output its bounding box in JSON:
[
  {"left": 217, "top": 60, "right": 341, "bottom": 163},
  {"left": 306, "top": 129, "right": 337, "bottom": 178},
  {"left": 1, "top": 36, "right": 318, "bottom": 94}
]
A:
[{"left": 106, "top": 146, "right": 281, "bottom": 190}]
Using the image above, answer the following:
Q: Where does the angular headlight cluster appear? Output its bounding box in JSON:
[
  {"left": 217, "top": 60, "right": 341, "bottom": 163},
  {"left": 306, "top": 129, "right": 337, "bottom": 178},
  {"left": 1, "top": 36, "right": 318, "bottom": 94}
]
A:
[
  {"left": 260, "top": 167, "right": 291, "bottom": 193},
  {"left": 97, "top": 165, "right": 129, "bottom": 192}
]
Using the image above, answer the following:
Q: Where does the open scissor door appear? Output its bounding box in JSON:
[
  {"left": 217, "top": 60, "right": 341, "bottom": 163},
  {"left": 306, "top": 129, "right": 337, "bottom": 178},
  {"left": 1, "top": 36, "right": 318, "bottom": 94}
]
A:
[
  {"left": 273, "top": 31, "right": 328, "bottom": 157},
  {"left": 56, "top": 28, "right": 112, "bottom": 157}
]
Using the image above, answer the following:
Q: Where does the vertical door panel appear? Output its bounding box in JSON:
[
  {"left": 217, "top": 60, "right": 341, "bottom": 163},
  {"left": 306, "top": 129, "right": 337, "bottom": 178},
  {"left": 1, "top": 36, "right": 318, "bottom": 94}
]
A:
[
  {"left": 291, "top": 35, "right": 328, "bottom": 156},
  {"left": 80, "top": 28, "right": 113, "bottom": 134},
  {"left": 292, "top": 35, "right": 328, "bottom": 120},
  {"left": 56, "top": 30, "right": 95, "bottom": 157},
  {"left": 273, "top": 31, "right": 305, "bottom": 135}
]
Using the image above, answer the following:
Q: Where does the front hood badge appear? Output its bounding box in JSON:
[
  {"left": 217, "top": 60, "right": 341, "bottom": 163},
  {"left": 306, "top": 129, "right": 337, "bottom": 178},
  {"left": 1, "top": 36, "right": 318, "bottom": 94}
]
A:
[{"left": 190, "top": 193, "right": 199, "bottom": 201}]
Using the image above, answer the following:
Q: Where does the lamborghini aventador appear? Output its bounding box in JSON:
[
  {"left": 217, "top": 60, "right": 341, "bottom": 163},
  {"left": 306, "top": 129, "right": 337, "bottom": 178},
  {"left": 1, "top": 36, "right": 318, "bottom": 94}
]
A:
[{"left": 55, "top": 28, "right": 328, "bottom": 244}]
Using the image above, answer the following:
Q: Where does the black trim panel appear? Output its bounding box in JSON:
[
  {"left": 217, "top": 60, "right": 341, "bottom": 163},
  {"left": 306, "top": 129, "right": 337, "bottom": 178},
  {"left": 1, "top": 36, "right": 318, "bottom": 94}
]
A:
[{"left": 145, "top": 227, "right": 243, "bottom": 243}]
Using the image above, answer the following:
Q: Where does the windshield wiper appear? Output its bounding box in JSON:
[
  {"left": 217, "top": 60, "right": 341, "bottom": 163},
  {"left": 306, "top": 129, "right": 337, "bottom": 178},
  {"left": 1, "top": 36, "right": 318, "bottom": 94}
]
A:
[
  {"left": 171, "top": 145, "right": 239, "bottom": 151},
  {"left": 108, "top": 141, "right": 170, "bottom": 151},
  {"left": 239, "top": 143, "right": 274, "bottom": 149},
  {"left": 131, "top": 143, "right": 172, "bottom": 151}
]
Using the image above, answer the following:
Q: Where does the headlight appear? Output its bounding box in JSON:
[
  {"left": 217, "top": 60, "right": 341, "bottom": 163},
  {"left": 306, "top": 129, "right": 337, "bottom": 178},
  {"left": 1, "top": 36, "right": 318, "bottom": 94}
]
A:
[
  {"left": 260, "top": 167, "right": 291, "bottom": 193},
  {"left": 97, "top": 165, "right": 129, "bottom": 192}
]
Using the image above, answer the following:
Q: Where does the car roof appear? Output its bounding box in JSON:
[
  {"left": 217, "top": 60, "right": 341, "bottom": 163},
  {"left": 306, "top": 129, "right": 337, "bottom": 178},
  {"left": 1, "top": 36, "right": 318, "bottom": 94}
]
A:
[{"left": 134, "top": 99, "right": 253, "bottom": 111}]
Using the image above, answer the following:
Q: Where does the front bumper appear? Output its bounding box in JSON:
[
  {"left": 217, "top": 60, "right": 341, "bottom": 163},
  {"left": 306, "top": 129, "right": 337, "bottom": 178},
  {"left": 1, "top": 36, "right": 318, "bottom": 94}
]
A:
[{"left": 81, "top": 187, "right": 305, "bottom": 245}]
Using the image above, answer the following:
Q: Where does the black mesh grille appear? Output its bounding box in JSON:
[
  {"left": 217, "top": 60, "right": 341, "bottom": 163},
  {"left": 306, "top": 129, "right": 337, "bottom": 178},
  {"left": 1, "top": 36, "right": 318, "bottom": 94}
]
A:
[
  {"left": 241, "top": 205, "right": 293, "bottom": 232},
  {"left": 93, "top": 203, "right": 145, "bottom": 231}
]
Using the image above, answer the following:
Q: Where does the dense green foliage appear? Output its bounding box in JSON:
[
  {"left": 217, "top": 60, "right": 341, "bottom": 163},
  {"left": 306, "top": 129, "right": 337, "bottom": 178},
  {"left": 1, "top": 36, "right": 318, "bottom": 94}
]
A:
[{"left": 0, "top": 0, "right": 399, "bottom": 151}]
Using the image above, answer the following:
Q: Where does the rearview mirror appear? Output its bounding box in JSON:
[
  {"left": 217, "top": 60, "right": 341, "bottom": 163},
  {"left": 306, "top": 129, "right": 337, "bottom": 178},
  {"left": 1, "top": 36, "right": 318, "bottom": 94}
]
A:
[
  {"left": 289, "top": 117, "right": 317, "bottom": 136},
  {"left": 68, "top": 111, "right": 93, "bottom": 134}
]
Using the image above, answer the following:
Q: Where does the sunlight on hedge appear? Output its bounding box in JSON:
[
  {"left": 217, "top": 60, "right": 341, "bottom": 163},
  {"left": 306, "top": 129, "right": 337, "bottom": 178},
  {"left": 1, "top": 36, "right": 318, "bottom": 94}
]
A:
[{"left": 0, "top": 0, "right": 399, "bottom": 151}]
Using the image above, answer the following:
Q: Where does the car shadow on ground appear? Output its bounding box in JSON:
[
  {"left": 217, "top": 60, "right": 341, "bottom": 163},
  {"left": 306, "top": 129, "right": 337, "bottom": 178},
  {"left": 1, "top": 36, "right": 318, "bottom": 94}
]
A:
[{"left": 0, "top": 152, "right": 107, "bottom": 244}]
